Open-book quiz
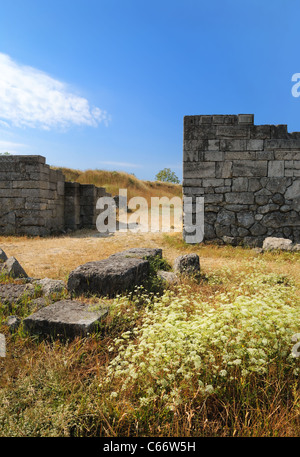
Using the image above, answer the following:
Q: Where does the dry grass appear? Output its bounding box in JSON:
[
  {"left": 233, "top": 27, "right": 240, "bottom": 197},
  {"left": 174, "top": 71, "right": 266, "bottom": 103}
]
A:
[
  {"left": 52, "top": 166, "right": 182, "bottom": 204},
  {"left": 0, "top": 229, "right": 299, "bottom": 437},
  {"left": 0, "top": 231, "right": 299, "bottom": 288}
]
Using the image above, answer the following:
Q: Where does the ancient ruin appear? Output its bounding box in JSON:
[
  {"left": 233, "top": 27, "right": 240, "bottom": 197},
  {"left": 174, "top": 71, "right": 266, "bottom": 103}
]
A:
[
  {"left": 183, "top": 114, "right": 300, "bottom": 246},
  {"left": 0, "top": 155, "right": 111, "bottom": 236}
]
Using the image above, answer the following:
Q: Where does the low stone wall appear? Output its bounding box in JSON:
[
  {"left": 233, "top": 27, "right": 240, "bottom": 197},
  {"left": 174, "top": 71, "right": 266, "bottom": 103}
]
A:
[
  {"left": 183, "top": 114, "right": 300, "bottom": 246},
  {"left": 0, "top": 155, "right": 111, "bottom": 236}
]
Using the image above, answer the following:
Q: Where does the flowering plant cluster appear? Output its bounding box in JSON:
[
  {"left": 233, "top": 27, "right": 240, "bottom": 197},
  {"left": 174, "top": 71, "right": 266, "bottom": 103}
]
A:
[{"left": 101, "top": 265, "right": 300, "bottom": 411}]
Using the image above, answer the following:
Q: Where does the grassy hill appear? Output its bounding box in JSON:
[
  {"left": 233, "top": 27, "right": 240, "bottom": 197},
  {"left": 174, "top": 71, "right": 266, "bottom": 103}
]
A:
[{"left": 52, "top": 167, "right": 182, "bottom": 204}]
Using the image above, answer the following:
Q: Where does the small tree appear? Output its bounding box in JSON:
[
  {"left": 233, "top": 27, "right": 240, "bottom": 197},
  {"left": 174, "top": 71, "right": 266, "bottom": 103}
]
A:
[{"left": 155, "top": 168, "right": 180, "bottom": 184}]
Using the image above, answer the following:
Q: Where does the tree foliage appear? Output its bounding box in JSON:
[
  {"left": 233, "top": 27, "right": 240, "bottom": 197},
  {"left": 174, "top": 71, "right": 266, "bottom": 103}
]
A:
[{"left": 155, "top": 168, "right": 180, "bottom": 184}]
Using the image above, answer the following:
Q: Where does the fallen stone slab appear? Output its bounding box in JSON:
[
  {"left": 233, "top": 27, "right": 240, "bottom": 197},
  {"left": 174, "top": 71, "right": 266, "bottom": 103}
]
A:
[
  {"left": 110, "top": 248, "right": 162, "bottom": 260},
  {"left": 262, "top": 237, "right": 294, "bottom": 251},
  {"left": 174, "top": 253, "right": 201, "bottom": 277},
  {"left": 157, "top": 270, "right": 179, "bottom": 285},
  {"left": 0, "top": 249, "right": 7, "bottom": 262},
  {"left": 0, "top": 257, "right": 28, "bottom": 278},
  {"left": 67, "top": 256, "right": 150, "bottom": 297},
  {"left": 23, "top": 300, "right": 108, "bottom": 339},
  {"left": 0, "top": 283, "right": 35, "bottom": 307}
]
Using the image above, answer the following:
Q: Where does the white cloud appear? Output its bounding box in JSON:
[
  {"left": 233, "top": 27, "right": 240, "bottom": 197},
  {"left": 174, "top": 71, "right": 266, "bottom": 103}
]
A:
[
  {"left": 0, "top": 53, "right": 110, "bottom": 130},
  {"left": 0, "top": 140, "right": 27, "bottom": 154}
]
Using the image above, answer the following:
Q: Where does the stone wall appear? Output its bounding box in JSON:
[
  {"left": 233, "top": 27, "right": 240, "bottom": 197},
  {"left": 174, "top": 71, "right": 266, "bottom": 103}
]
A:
[
  {"left": 0, "top": 155, "right": 111, "bottom": 236},
  {"left": 183, "top": 114, "right": 300, "bottom": 246}
]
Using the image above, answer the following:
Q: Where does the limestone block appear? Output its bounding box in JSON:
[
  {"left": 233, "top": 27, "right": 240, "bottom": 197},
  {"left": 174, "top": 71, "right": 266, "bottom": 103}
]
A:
[
  {"left": 183, "top": 162, "right": 216, "bottom": 178},
  {"left": 285, "top": 180, "right": 300, "bottom": 199},
  {"left": 232, "top": 177, "right": 248, "bottom": 192},
  {"left": 225, "top": 192, "right": 254, "bottom": 204},
  {"left": 207, "top": 140, "right": 220, "bottom": 150},
  {"left": 265, "top": 140, "right": 300, "bottom": 150},
  {"left": 262, "top": 237, "right": 293, "bottom": 251},
  {"left": 204, "top": 194, "right": 224, "bottom": 204},
  {"left": 220, "top": 139, "right": 247, "bottom": 151},
  {"left": 247, "top": 140, "right": 264, "bottom": 151},
  {"left": 23, "top": 300, "right": 108, "bottom": 339},
  {"left": 216, "top": 161, "right": 232, "bottom": 178},
  {"left": 1, "top": 257, "right": 28, "bottom": 278},
  {"left": 225, "top": 151, "right": 256, "bottom": 160},
  {"left": 238, "top": 114, "right": 254, "bottom": 124},
  {"left": 232, "top": 161, "right": 267, "bottom": 177},
  {"left": 174, "top": 253, "right": 200, "bottom": 276},
  {"left": 67, "top": 256, "right": 150, "bottom": 297},
  {"left": 217, "top": 125, "right": 250, "bottom": 138},
  {"left": 268, "top": 161, "right": 284, "bottom": 177},
  {"left": 204, "top": 151, "right": 223, "bottom": 161},
  {"left": 184, "top": 150, "right": 199, "bottom": 162},
  {"left": 256, "top": 151, "right": 274, "bottom": 160},
  {"left": 250, "top": 125, "right": 271, "bottom": 139}
]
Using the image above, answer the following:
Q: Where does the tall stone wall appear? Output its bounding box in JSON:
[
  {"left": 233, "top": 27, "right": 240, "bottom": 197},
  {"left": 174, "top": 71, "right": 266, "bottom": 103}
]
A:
[
  {"left": 0, "top": 155, "right": 111, "bottom": 236},
  {"left": 183, "top": 114, "right": 300, "bottom": 246}
]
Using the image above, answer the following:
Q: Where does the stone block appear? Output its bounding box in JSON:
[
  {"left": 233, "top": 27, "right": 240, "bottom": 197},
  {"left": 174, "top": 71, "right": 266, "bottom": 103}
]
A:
[
  {"left": 204, "top": 194, "right": 224, "bottom": 204},
  {"left": 216, "top": 125, "right": 250, "bottom": 138},
  {"left": 183, "top": 187, "right": 205, "bottom": 195},
  {"left": 220, "top": 139, "right": 247, "bottom": 152},
  {"left": 232, "top": 160, "right": 267, "bottom": 177},
  {"left": 232, "top": 177, "right": 248, "bottom": 192},
  {"left": 246, "top": 140, "right": 264, "bottom": 151},
  {"left": 207, "top": 140, "right": 220, "bottom": 150},
  {"left": 238, "top": 114, "right": 254, "bottom": 124},
  {"left": 265, "top": 139, "right": 300, "bottom": 150},
  {"left": 67, "top": 256, "right": 150, "bottom": 297},
  {"left": 250, "top": 125, "right": 271, "bottom": 139},
  {"left": 225, "top": 192, "right": 254, "bottom": 204},
  {"left": 183, "top": 162, "right": 216, "bottom": 178},
  {"left": 224, "top": 151, "right": 256, "bottom": 160},
  {"left": 174, "top": 253, "right": 200, "bottom": 276},
  {"left": 184, "top": 150, "right": 199, "bottom": 162},
  {"left": 23, "top": 300, "right": 108, "bottom": 339},
  {"left": 216, "top": 161, "right": 232, "bottom": 178},
  {"left": 204, "top": 151, "right": 224, "bottom": 161},
  {"left": 268, "top": 161, "right": 284, "bottom": 177},
  {"left": 256, "top": 151, "right": 274, "bottom": 160}
]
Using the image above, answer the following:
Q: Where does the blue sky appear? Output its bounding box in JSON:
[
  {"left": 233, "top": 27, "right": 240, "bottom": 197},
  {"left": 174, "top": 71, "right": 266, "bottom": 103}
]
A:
[{"left": 0, "top": 0, "right": 300, "bottom": 181}]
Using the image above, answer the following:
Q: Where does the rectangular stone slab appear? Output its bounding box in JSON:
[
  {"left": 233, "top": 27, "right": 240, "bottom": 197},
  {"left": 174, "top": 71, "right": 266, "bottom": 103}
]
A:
[
  {"left": 67, "top": 256, "right": 150, "bottom": 297},
  {"left": 23, "top": 300, "right": 108, "bottom": 338}
]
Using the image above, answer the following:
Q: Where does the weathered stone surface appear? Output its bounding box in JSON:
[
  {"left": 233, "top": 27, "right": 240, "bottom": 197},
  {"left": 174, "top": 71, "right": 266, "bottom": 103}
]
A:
[
  {"left": 262, "top": 237, "right": 293, "bottom": 251},
  {"left": 6, "top": 315, "right": 21, "bottom": 332},
  {"left": 183, "top": 114, "right": 300, "bottom": 245},
  {"left": 32, "top": 278, "right": 66, "bottom": 297},
  {"left": 157, "top": 270, "right": 179, "bottom": 285},
  {"left": 0, "top": 155, "right": 111, "bottom": 237},
  {"left": 0, "top": 249, "right": 7, "bottom": 262},
  {"left": 0, "top": 257, "right": 28, "bottom": 278},
  {"left": 67, "top": 256, "right": 150, "bottom": 297},
  {"left": 23, "top": 300, "right": 108, "bottom": 338},
  {"left": 110, "top": 248, "right": 162, "bottom": 261},
  {"left": 174, "top": 253, "right": 200, "bottom": 276},
  {"left": 237, "top": 211, "right": 255, "bottom": 228},
  {"left": 0, "top": 283, "right": 35, "bottom": 306}
]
